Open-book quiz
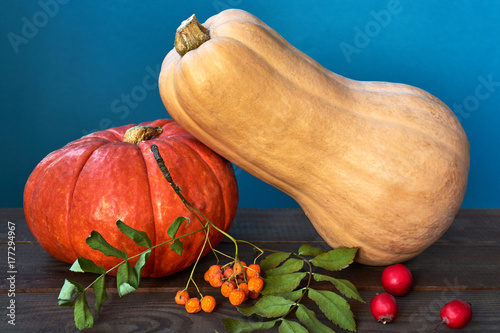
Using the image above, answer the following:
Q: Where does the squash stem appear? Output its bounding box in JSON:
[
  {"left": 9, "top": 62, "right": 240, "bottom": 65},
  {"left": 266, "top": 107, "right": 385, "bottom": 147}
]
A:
[
  {"left": 174, "top": 14, "right": 210, "bottom": 56},
  {"left": 123, "top": 125, "right": 162, "bottom": 144},
  {"left": 150, "top": 144, "right": 217, "bottom": 254}
]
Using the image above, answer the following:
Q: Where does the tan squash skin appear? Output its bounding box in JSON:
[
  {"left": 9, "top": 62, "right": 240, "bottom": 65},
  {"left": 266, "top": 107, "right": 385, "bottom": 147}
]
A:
[{"left": 159, "top": 9, "right": 470, "bottom": 265}]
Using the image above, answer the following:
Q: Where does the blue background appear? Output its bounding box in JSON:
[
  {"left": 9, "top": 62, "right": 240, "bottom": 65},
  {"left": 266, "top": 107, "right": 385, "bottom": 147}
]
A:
[{"left": 1, "top": 0, "right": 499, "bottom": 208}]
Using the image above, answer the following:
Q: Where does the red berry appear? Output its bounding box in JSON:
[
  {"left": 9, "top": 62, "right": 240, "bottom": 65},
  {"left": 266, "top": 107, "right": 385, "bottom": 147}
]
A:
[
  {"left": 370, "top": 293, "right": 398, "bottom": 324},
  {"left": 381, "top": 264, "right": 413, "bottom": 296},
  {"left": 434, "top": 300, "right": 472, "bottom": 331}
]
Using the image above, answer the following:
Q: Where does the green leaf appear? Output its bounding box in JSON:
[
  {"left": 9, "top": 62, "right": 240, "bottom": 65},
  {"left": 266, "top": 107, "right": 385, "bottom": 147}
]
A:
[
  {"left": 222, "top": 318, "right": 277, "bottom": 333},
  {"left": 310, "top": 248, "right": 358, "bottom": 271},
  {"left": 237, "top": 295, "right": 295, "bottom": 318},
  {"left": 307, "top": 289, "right": 356, "bottom": 332},
  {"left": 58, "top": 300, "right": 75, "bottom": 307},
  {"left": 74, "top": 292, "right": 94, "bottom": 330},
  {"left": 313, "top": 274, "right": 365, "bottom": 303},
  {"left": 260, "top": 251, "right": 292, "bottom": 272},
  {"left": 279, "top": 319, "right": 308, "bottom": 333},
  {"left": 170, "top": 239, "right": 184, "bottom": 256},
  {"left": 133, "top": 249, "right": 151, "bottom": 283},
  {"left": 116, "top": 219, "right": 152, "bottom": 248},
  {"left": 58, "top": 279, "right": 83, "bottom": 306},
  {"left": 262, "top": 272, "right": 307, "bottom": 295},
  {"left": 118, "top": 282, "right": 136, "bottom": 298},
  {"left": 298, "top": 244, "right": 327, "bottom": 257},
  {"left": 93, "top": 275, "right": 108, "bottom": 314},
  {"left": 265, "top": 258, "right": 304, "bottom": 276},
  {"left": 70, "top": 257, "right": 106, "bottom": 274},
  {"left": 116, "top": 262, "right": 138, "bottom": 297},
  {"left": 296, "top": 304, "right": 336, "bottom": 333},
  {"left": 273, "top": 289, "right": 305, "bottom": 302},
  {"left": 167, "top": 217, "right": 190, "bottom": 255},
  {"left": 86, "top": 231, "right": 128, "bottom": 260},
  {"left": 167, "top": 216, "right": 190, "bottom": 239}
]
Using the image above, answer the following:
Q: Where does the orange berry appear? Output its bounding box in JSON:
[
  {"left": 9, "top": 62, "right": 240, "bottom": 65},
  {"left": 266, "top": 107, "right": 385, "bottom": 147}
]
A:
[
  {"left": 246, "top": 264, "right": 261, "bottom": 278},
  {"left": 207, "top": 265, "right": 222, "bottom": 276},
  {"left": 223, "top": 266, "right": 234, "bottom": 279},
  {"left": 238, "top": 282, "right": 249, "bottom": 301},
  {"left": 175, "top": 290, "right": 190, "bottom": 305},
  {"left": 229, "top": 290, "right": 246, "bottom": 306},
  {"left": 221, "top": 281, "right": 236, "bottom": 297},
  {"left": 201, "top": 296, "right": 216, "bottom": 313},
  {"left": 249, "top": 290, "right": 260, "bottom": 299},
  {"left": 205, "top": 265, "right": 221, "bottom": 282},
  {"left": 233, "top": 261, "right": 247, "bottom": 276},
  {"left": 209, "top": 272, "right": 224, "bottom": 288},
  {"left": 185, "top": 297, "right": 202, "bottom": 313},
  {"left": 248, "top": 277, "right": 264, "bottom": 293},
  {"left": 236, "top": 274, "right": 245, "bottom": 284}
]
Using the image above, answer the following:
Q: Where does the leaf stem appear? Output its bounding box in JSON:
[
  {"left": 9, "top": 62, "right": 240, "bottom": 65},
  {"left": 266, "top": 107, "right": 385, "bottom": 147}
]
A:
[
  {"left": 184, "top": 223, "right": 212, "bottom": 296},
  {"left": 280, "top": 254, "right": 313, "bottom": 319},
  {"left": 150, "top": 144, "right": 218, "bottom": 255},
  {"left": 151, "top": 144, "right": 250, "bottom": 293},
  {"left": 259, "top": 249, "right": 314, "bottom": 320},
  {"left": 236, "top": 239, "right": 265, "bottom": 263},
  {"left": 212, "top": 248, "right": 235, "bottom": 261}
]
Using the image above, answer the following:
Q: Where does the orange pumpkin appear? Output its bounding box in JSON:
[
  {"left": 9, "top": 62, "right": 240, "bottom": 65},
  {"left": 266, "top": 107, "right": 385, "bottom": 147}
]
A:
[{"left": 23, "top": 119, "right": 238, "bottom": 277}]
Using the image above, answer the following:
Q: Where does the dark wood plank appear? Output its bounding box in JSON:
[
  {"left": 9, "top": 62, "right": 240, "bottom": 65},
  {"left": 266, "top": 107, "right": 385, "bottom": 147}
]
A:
[
  {"left": 3, "top": 208, "right": 500, "bottom": 243},
  {"left": 2, "top": 240, "right": 499, "bottom": 291},
  {"left": 228, "top": 208, "right": 323, "bottom": 242},
  {"left": 3, "top": 290, "right": 499, "bottom": 332},
  {"left": 1, "top": 240, "right": 500, "bottom": 292},
  {"left": 230, "top": 208, "right": 500, "bottom": 244},
  {"left": 0, "top": 208, "right": 34, "bottom": 242},
  {"left": 1, "top": 208, "right": 322, "bottom": 243},
  {"left": 438, "top": 209, "right": 500, "bottom": 243},
  {"left": 1, "top": 208, "right": 499, "bottom": 332}
]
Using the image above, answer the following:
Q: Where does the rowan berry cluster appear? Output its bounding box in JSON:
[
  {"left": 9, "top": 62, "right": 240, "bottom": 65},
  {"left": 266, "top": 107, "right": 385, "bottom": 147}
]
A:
[
  {"left": 175, "top": 260, "right": 265, "bottom": 313},
  {"left": 175, "top": 290, "right": 217, "bottom": 314},
  {"left": 205, "top": 261, "right": 264, "bottom": 306}
]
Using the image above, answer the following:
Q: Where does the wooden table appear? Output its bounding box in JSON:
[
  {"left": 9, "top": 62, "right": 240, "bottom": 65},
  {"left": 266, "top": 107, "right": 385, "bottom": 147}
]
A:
[{"left": 1, "top": 208, "right": 499, "bottom": 332}]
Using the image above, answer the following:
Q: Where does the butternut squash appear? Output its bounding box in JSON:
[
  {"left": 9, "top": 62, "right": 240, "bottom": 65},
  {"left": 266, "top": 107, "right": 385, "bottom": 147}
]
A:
[{"left": 158, "top": 9, "right": 470, "bottom": 265}]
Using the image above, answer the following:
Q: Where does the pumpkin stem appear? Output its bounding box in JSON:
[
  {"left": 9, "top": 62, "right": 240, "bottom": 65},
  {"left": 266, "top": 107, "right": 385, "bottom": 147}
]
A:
[
  {"left": 174, "top": 14, "right": 210, "bottom": 56},
  {"left": 123, "top": 125, "right": 162, "bottom": 145}
]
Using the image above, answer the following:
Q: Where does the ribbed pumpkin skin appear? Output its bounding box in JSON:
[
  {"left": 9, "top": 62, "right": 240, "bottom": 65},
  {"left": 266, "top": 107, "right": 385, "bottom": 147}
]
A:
[
  {"left": 23, "top": 119, "right": 238, "bottom": 277},
  {"left": 159, "top": 10, "right": 470, "bottom": 265}
]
